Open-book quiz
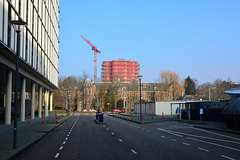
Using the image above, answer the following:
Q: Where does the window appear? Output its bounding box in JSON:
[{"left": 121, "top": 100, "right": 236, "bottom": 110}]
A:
[{"left": 87, "top": 88, "right": 89, "bottom": 95}]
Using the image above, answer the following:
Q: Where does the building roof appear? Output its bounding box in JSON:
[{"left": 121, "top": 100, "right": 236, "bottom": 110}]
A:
[{"left": 224, "top": 88, "right": 240, "bottom": 95}]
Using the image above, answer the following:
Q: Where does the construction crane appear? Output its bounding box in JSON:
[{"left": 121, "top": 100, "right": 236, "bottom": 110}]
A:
[{"left": 81, "top": 35, "right": 101, "bottom": 82}]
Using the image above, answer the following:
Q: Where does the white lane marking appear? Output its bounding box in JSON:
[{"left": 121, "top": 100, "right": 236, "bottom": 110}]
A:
[
  {"left": 131, "top": 149, "right": 137, "bottom": 154},
  {"left": 147, "top": 130, "right": 151, "bottom": 132},
  {"left": 193, "top": 127, "right": 240, "bottom": 141},
  {"left": 220, "top": 155, "right": 236, "bottom": 160},
  {"left": 59, "top": 146, "right": 63, "bottom": 150},
  {"left": 103, "top": 125, "right": 105, "bottom": 127},
  {"left": 65, "top": 137, "right": 68, "bottom": 140},
  {"left": 157, "top": 128, "right": 183, "bottom": 137},
  {"left": 67, "top": 134, "right": 69, "bottom": 137},
  {"left": 170, "top": 139, "right": 176, "bottom": 141},
  {"left": 141, "top": 128, "right": 144, "bottom": 130},
  {"left": 161, "top": 136, "right": 166, "bottom": 138},
  {"left": 198, "top": 147, "right": 209, "bottom": 152},
  {"left": 55, "top": 153, "right": 60, "bottom": 158},
  {"left": 153, "top": 133, "right": 158, "bottom": 135},
  {"left": 112, "top": 133, "right": 115, "bottom": 135},
  {"left": 187, "top": 137, "right": 240, "bottom": 152},
  {"left": 182, "top": 142, "right": 190, "bottom": 146},
  {"left": 63, "top": 141, "right": 66, "bottom": 144},
  {"left": 171, "top": 129, "right": 240, "bottom": 144},
  {"left": 119, "top": 139, "right": 123, "bottom": 142},
  {"left": 107, "top": 128, "right": 109, "bottom": 130}
]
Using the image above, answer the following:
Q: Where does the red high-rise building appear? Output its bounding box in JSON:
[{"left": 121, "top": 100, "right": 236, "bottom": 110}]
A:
[{"left": 102, "top": 59, "right": 139, "bottom": 82}]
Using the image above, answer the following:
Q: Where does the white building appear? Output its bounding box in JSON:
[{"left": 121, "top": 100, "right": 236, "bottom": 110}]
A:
[
  {"left": 134, "top": 100, "right": 207, "bottom": 120},
  {"left": 0, "top": 0, "right": 59, "bottom": 124}
]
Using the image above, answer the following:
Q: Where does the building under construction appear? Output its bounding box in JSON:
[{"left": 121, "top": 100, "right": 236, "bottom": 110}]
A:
[{"left": 101, "top": 59, "right": 139, "bottom": 82}]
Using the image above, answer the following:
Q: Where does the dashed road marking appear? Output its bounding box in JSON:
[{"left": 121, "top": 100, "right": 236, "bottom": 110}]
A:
[
  {"left": 107, "top": 128, "right": 109, "bottom": 130},
  {"left": 63, "top": 141, "right": 66, "bottom": 144},
  {"left": 170, "top": 139, "right": 176, "bottom": 141},
  {"left": 198, "top": 147, "right": 209, "bottom": 152},
  {"left": 65, "top": 137, "right": 68, "bottom": 140},
  {"left": 112, "top": 133, "right": 115, "bottom": 135},
  {"left": 187, "top": 137, "right": 240, "bottom": 152},
  {"left": 119, "top": 139, "right": 123, "bottom": 142},
  {"left": 55, "top": 153, "right": 60, "bottom": 158},
  {"left": 182, "top": 142, "right": 190, "bottom": 146},
  {"left": 161, "top": 136, "right": 166, "bottom": 138},
  {"left": 157, "top": 128, "right": 183, "bottom": 137},
  {"left": 221, "top": 155, "right": 236, "bottom": 160},
  {"left": 153, "top": 133, "right": 158, "bottom": 135},
  {"left": 131, "top": 149, "right": 137, "bottom": 154},
  {"left": 147, "top": 130, "right": 151, "bottom": 132},
  {"left": 59, "top": 146, "right": 63, "bottom": 150}
]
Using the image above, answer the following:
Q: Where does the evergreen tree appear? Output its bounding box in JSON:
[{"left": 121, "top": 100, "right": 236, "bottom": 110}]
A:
[{"left": 184, "top": 76, "right": 196, "bottom": 95}]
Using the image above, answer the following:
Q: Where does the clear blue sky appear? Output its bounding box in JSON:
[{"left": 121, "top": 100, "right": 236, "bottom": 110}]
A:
[{"left": 59, "top": 0, "right": 240, "bottom": 84}]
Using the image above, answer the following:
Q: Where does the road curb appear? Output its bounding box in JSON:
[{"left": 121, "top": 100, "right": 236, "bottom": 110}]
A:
[{"left": 7, "top": 116, "right": 72, "bottom": 160}]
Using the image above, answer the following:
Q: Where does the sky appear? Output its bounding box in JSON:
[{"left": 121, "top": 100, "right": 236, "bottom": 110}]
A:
[{"left": 59, "top": 0, "right": 240, "bottom": 85}]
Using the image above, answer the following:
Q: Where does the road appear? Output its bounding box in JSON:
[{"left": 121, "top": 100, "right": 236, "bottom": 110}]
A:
[{"left": 17, "top": 115, "right": 240, "bottom": 160}]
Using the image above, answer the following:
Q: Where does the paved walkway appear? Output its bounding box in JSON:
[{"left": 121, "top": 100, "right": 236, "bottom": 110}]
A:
[{"left": 0, "top": 114, "right": 71, "bottom": 160}]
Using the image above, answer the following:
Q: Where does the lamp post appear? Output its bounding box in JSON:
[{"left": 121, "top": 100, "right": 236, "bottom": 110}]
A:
[
  {"left": 10, "top": 19, "right": 26, "bottom": 149},
  {"left": 138, "top": 75, "right": 143, "bottom": 123},
  {"left": 209, "top": 87, "right": 216, "bottom": 101}
]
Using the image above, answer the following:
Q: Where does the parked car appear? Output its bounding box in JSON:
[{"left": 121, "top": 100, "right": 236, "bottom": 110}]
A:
[{"left": 112, "top": 109, "right": 122, "bottom": 114}]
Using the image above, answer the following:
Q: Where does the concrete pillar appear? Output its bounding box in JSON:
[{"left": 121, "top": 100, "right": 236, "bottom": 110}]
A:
[
  {"left": 38, "top": 86, "right": 42, "bottom": 118},
  {"left": 31, "top": 83, "right": 35, "bottom": 119},
  {"left": 44, "top": 90, "right": 49, "bottom": 117},
  {"left": 20, "top": 78, "right": 26, "bottom": 122},
  {"left": 50, "top": 92, "right": 53, "bottom": 111},
  {"left": 5, "top": 71, "right": 12, "bottom": 125}
]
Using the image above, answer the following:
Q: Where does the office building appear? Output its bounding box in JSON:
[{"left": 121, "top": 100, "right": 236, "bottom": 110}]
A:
[{"left": 0, "top": 0, "right": 59, "bottom": 124}]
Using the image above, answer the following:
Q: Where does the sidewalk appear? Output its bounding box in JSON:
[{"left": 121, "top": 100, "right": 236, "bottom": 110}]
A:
[{"left": 0, "top": 114, "right": 71, "bottom": 160}]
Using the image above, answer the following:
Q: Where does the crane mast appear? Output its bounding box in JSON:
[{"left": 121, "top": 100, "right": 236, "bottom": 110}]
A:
[{"left": 81, "top": 35, "right": 101, "bottom": 82}]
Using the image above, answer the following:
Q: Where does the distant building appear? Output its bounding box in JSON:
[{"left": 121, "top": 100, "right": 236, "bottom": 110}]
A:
[
  {"left": 101, "top": 59, "right": 139, "bottom": 82},
  {"left": 75, "top": 80, "right": 185, "bottom": 111}
]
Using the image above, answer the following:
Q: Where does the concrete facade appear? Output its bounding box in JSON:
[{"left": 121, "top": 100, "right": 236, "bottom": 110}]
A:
[{"left": 0, "top": 0, "right": 59, "bottom": 124}]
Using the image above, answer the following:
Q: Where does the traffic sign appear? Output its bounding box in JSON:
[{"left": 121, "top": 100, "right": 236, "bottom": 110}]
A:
[{"left": 200, "top": 108, "right": 203, "bottom": 115}]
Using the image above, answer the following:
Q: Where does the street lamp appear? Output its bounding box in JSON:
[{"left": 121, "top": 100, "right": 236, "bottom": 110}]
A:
[
  {"left": 138, "top": 75, "right": 143, "bottom": 122},
  {"left": 10, "top": 19, "right": 26, "bottom": 149},
  {"left": 209, "top": 87, "right": 216, "bottom": 101}
]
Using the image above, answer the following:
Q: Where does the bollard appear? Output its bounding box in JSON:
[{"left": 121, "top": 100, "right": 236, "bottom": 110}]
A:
[
  {"left": 162, "top": 112, "right": 164, "bottom": 120},
  {"left": 131, "top": 114, "right": 133, "bottom": 121},
  {"left": 56, "top": 114, "right": 58, "bottom": 124},
  {"left": 152, "top": 112, "right": 154, "bottom": 120},
  {"left": 28, "top": 115, "right": 30, "bottom": 124},
  {"left": 42, "top": 115, "right": 44, "bottom": 124}
]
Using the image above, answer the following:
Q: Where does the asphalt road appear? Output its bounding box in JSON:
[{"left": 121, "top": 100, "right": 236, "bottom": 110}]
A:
[{"left": 17, "top": 115, "right": 240, "bottom": 160}]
